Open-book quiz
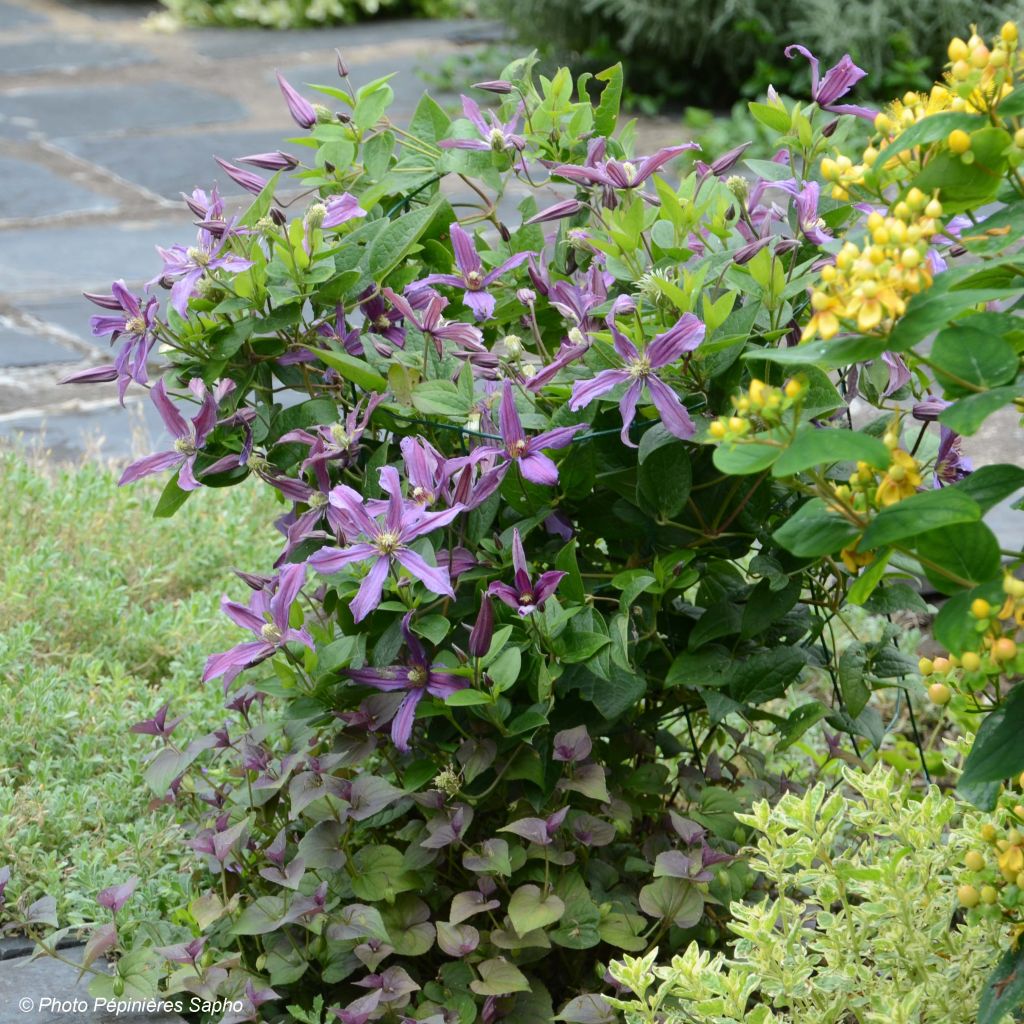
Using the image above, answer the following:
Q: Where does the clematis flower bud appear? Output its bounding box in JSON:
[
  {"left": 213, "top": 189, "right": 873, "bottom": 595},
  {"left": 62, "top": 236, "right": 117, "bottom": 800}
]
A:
[
  {"left": 473, "top": 80, "right": 513, "bottom": 94},
  {"left": 275, "top": 71, "right": 316, "bottom": 129},
  {"left": 335, "top": 48, "right": 349, "bottom": 78},
  {"left": 468, "top": 597, "right": 494, "bottom": 658}
]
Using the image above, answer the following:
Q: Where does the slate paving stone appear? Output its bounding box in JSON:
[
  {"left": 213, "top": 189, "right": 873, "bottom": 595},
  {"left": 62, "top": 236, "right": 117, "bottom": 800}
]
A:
[
  {"left": 52, "top": 0, "right": 160, "bottom": 19},
  {"left": 0, "top": 82, "right": 244, "bottom": 142},
  {"left": 55, "top": 128, "right": 305, "bottom": 200},
  {"left": 0, "top": 322, "right": 79, "bottom": 366},
  {"left": 0, "top": 217, "right": 192, "bottom": 294},
  {"left": 191, "top": 17, "right": 501, "bottom": 60},
  {"left": 16, "top": 296, "right": 108, "bottom": 349},
  {"left": 0, "top": 1, "right": 46, "bottom": 28},
  {"left": 0, "top": 156, "right": 116, "bottom": 220},
  {"left": 0, "top": 37, "right": 145, "bottom": 77},
  {"left": 0, "top": 395, "right": 164, "bottom": 462},
  {"left": 0, "top": 947, "right": 185, "bottom": 1024}
]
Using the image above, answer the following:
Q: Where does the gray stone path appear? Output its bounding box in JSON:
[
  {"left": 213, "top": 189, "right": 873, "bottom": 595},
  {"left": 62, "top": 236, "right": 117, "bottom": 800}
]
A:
[{"left": 0, "top": 0, "right": 505, "bottom": 459}]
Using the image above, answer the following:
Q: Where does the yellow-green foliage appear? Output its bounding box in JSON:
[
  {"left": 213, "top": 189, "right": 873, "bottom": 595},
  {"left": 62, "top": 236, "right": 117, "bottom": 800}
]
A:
[{"left": 609, "top": 765, "right": 1010, "bottom": 1024}]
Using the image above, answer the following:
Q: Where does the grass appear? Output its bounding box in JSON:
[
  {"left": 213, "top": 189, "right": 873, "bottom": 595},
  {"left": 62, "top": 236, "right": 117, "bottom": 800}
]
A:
[{"left": 0, "top": 448, "right": 278, "bottom": 926}]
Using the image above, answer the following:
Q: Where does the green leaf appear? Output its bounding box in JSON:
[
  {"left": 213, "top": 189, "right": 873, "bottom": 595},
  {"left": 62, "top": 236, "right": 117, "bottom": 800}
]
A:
[
  {"left": 638, "top": 877, "right": 703, "bottom": 928},
  {"left": 637, "top": 433, "right": 692, "bottom": 517},
  {"left": 353, "top": 83, "right": 394, "bottom": 131},
  {"left": 839, "top": 642, "right": 870, "bottom": 718},
  {"left": 863, "top": 583, "right": 929, "bottom": 616},
  {"left": 978, "top": 942, "right": 1024, "bottom": 1024},
  {"left": 238, "top": 172, "right": 281, "bottom": 228},
  {"left": 772, "top": 427, "right": 891, "bottom": 477},
  {"left": 960, "top": 686, "right": 1024, "bottom": 791},
  {"left": 350, "top": 845, "right": 419, "bottom": 901},
  {"left": 860, "top": 489, "right": 980, "bottom": 549},
  {"left": 152, "top": 474, "right": 192, "bottom": 519},
  {"left": 553, "top": 631, "right": 612, "bottom": 664},
  {"left": 773, "top": 498, "right": 860, "bottom": 556},
  {"left": 712, "top": 438, "right": 782, "bottom": 475},
  {"left": 846, "top": 549, "right": 893, "bottom": 605},
  {"left": 939, "top": 386, "right": 1024, "bottom": 435},
  {"left": 233, "top": 896, "right": 285, "bottom": 936},
  {"left": 930, "top": 326, "right": 1018, "bottom": 393},
  {"left": 728, "top": 647, "right": 805, "bottom": 705},
  {"left": 913, "top": 126, "right": 1011, "bottom": 211},
  {"left": 740, "top": 577, "right": 801, "bottom": 638},
  {"left": 916, "top": 522, "right": 1001, "bottom": 594},
  {"left": 367, "top": 201, "right": 437, "bottom": 280},
  {"left": 881, "top": 111, "right": 983, "bottom": 159},
  {"left": 747, "top": 334, "right": 888, "bottom": 368},
  {"left": 932, "top": 581, "right": 1003, "bottom": 653},
  {"left": 470, "top": 958, "right": 532, "bottom": 996},
  {"left": 445, "top": 690, "right": 493, "bottom": 707},
  {"left": 748, "top": 101, "right": 790, "bottom": 133},
  {"left": 508, "top": 885, "right": 565, "bottom": 936},
  {"left": 776, "top": 702, "right": 829, "bottom": 751},
  {"left": 956, "top": 464, "right": 1024, "bottom": 512},
  {"left": 593, "top": 63, "right": 623, "bottom": 136},
  {"left": 308, "top": 347, "right": 387, "bottom": 392},
  {"left": 411, "top": 380, "right": 473, "bottom": 418}
]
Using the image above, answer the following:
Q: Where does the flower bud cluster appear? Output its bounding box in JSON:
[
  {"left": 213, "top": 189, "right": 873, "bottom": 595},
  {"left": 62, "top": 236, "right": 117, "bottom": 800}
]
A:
[
  {"left": 707, "top": 377, "right": 804, "bottom": 441},
  {"left": 801, "top": 202, "right": 942, "bottom": 340}
]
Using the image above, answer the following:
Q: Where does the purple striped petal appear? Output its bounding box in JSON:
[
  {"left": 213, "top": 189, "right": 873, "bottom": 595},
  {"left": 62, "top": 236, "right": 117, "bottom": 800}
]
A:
[
  {"left": 118, "top": 449, "right": 183, "bottom": 486},
  {"left": 530, "top": 424, "right": 585, "bottom": 451},
  {"left": 569, "top": 369, "right": 629, "bottom": 411},
  {"left": 518, "top": 451, "right": 559, "bottom": 486},
  {"left": 532, "top": 570, "right": 566, "bottom": 606},
  {"left": 202, "top": 641, "right": 273, "bottom": 683},
  {"left": 350, "top": 555, "right": 390, "bottom": 622},
  {"left": 646, "top": 314, "right": 705, "bottom": 367},
  {"left": 487, "top": 582, "right": 520, "bottom": 611},
  {"left": 449, "top": 223, "right": 482, "bottom": 276},
  {"left": 394, "top": 549, "right": 454, "bottom": 598},
  {"left": 150, "top": 379, "right": 189, "bottom": 438},
  {"left": 177, "top": 456, "right": 201, "bottom": 491},
  {"left": 462, "top": 289, "right": 495, "bottom": 322},
  {"left": 618, "top": 380, "right": 644, "bottom": 447},
  {"left": 647, "top": 376, "right": 696, "bottom": 440},
  {"left": 390, "top": 690, "right": 423, "bottom": 751},
  {"left": 610, "top": 324, "right": 640, "bottom": 363},
  {"left": 426, "top": 671, "right": 468, "bottom": 699},
  {"left": 271, "top": 562, "right": 306, "bottom": 631},
  {"left": 308, "top": 542, "right": 378, "bottom": 575},
  {"left": 498, "top": 382, "right": 524, "bottom": 446},
  {"left": 481, "top": 251, "right": 532, "bottom": 287}
]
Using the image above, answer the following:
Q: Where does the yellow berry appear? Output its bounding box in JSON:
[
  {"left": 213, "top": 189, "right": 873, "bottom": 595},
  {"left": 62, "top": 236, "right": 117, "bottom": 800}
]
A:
[
  {"left": 784, "top": 379, "right": 803, "bottom": 399},
  {"left": 958, "top": 884, "right": 980, "bottom": 908},
  {"left": 971, "top": 598, "right": 992, "bottom": 619},
  {"left": 928, "top": 682, "right": 952, "bottom": 706},
  {"left": 906, "top": 187, "right": 925, "bottom": 208},
  {"left": 962, "top": 651, "right": 982, "bottom": 672},
  {"left": 965, "top": 850, "right": 986, "bottom": 871},
  {"left": 981, "top": 885, "right": 999, "bottom": 905},
  {"left": 994, "top": 637, "right": 1018, "bottom": 661},
  {"left": 918, "top": 657, "right": 934, "bottom": 676},
  {"left": 990, "top": 49, "right": 1008, "bottom": 68},
  {"left": 1002, "top": 22, "right": 1018, "bottom": 44},
  {"left": 970, "top": 45, "right": 990, "bottom": 68},
  {"left": 709, "top": 421, "right": 727, "bottom": 439},
  {"left": 952, "top": 59, "right": 972, "bottom": 80},
  {"left": 1017, "top": 871, "right": 1024, "bottom": 888},
  {"left": 821, "top": 157, "right": 839, "bottom": 180},
  {"left": 948, "top": 37, "right": 969, "bottom": 62},
  {"left": 901, "top": 247, "right": 921, "bottom": 268},
  {"left": 925, "top": 198, "right": 943, "bottom": 219},
  {"left": 1006, "top": 575, "right": 1024, "bottom": 598},
  {"left": 728, "top": 416, "right": 746, "bottom": 433},
  {"left": 933, "top": 657, "right": 951, "bottom": 674},
  {"left": 981, "top": 823, "right": 998, "bottom": 843},
  {"left": 948, "top": 129, "right": 972, "bottom": 154},
  {"left": 874, "top": 112, "right": 891, "bottom": 133}
]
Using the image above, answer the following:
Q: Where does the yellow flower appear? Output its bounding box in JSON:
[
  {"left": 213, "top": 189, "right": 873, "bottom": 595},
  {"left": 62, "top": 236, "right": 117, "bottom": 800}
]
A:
[{"left": 875, "top": 450, "right": 923, "bottom": 507}]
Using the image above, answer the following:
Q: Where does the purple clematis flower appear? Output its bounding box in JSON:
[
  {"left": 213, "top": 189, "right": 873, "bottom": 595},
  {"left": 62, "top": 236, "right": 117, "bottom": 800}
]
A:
[
  {"left": 236, "top": 150, "right": 299, "bottom": 171},
  {"left": 552, "top": 142, "right": 697, "bottom": 192},
  {"left": 321, "top": 193, "right": 365, "bottom": 230},
  {"left": 307, "top": 466, "right": 462, "bottom": 622},
  {"left": 213, "top": 157, "right": 268, "bottom": 197},
  {"left": 418, "top": 223, "right": 532, "bottom": 321},
  {"left": 936, "top": 425, "right": 972, "bottom": 485},
  {"left": 203, "top": 563, "right": 314, "bottom": 684},
  {"left": 784, "top": 46, "right": 875, "bottom": 120},
  {"left": 119, "top": 378, "right": 218, "bottom": 490},
  {"left": 474, "top": 381, "right": 584, "bottom": 487},
  {"left": 776, "top": 179, "right": 832, "bottom": 245},
  {"left": 440, "top": 95, "right": 525, "bottom": 154},
  {"left": 360, "top": 289, "right": 406, "bottom": 348},
  {"left": 85, "top": 280, "right": 159, "bottom": 403},
  {"left": 488, "top": 528, "right": 565, "bottom": 617},
  {"left": 152, "top": 233, "right": 253, "bottom": 319},
  {"left": 345, "top": 613, "right": 468, "bottom": 751},
  {"left": 569, "top": 312, "right": 704, "bottom": 446},
  {"left": 381, "top": 287, "right": 483, "bottom": 354}
]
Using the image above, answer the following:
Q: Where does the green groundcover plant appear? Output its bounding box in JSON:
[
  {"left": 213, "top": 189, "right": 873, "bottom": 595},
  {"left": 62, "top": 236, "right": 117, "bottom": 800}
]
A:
[
  {"left": 3, "top": 20, "right": 1024, "bottom": 1023},
  {"left": 155, "top": 0, "right": 461, "bottom": 30}
]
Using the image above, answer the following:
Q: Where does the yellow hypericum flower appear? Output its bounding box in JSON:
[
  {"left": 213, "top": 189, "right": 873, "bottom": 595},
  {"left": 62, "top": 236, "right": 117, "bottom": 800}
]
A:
[{"left": 875, "top": 449, "right": 923, "bottom": 507}]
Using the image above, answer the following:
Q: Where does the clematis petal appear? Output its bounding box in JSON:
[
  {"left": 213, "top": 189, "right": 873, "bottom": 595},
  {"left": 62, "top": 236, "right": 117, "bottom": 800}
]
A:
[
  {"left": 150, "top": 378, "right": 189, "bottom": 439},
  {"left": 118, "top": 449, "right": 183, "bottom": 486},
  {"left": 394, "top": 549, "right": 454, "bottom": 599},
  {"left": 390, "top": 690, "right": 423, "bottom": 752},
  {"left": 518, "top": 451, "right": 559, "bottom": 486},
  {"left": 350, "top": 555, "right": 391, "bottom": 623},
  {"left": 569, "top": 369, "right": 629, "bottom": 411},
  {"left": 647, "top": 376, "right": 696, "bottom": 440},
  {"left": 462, "top": 289, "right": 495, "bottom": 322},
  {"left": 308, "top": 542, "right": 378, "bottom": 575},
  {"left": 449, "top": 223, "right": 482, "bottom": 276},
  {"left": 646, "top": 313, "right": 705, "bottom": 367},
  {"left": 618, "top": 380, "right": 644, "bottom": 447}
]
